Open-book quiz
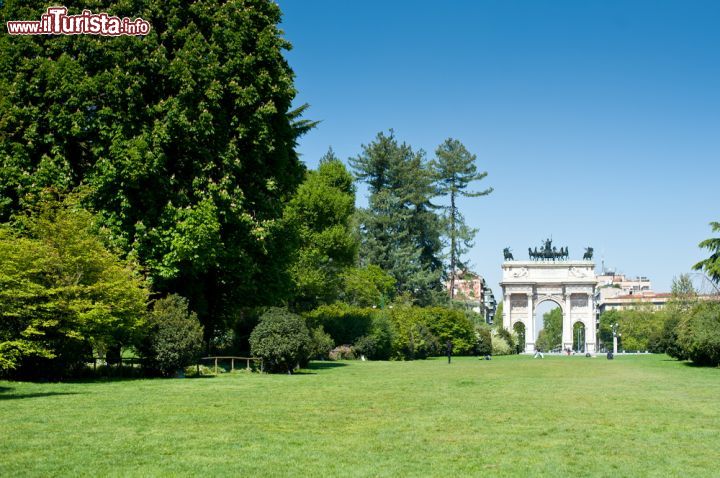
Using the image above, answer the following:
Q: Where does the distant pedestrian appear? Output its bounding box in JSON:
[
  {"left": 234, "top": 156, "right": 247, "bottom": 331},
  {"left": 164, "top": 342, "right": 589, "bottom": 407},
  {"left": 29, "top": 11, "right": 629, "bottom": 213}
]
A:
[
  {"left": 446, "top": 340, "right": 453, "bottom": 364},
  {"left": 533, "top": 348, "right": 544, "bottom": 359}
]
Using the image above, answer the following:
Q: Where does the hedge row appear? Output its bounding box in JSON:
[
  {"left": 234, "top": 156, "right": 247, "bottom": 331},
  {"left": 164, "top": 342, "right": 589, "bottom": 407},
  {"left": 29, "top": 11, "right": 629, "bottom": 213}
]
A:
[{"left": 305, "top": 303, "right": 478, "bottom": 360}]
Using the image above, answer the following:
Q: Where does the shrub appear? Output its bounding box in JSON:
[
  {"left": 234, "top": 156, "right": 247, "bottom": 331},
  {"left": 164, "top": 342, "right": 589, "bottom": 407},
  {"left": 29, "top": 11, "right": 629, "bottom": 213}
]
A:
[
  {"left": 308, "top": 326, "right": 334, "bottom": 360},
  {"left": 353, "top": 313, "right": 394, "bottom": 360},
  {"left": 305, "top": 303, "right": 375, "bottom": 346},
  {"left": 387, "top": 306, "right": 439, "bottom": 360},
  {"left": 329, "top": 345, "right": 356, "bottom": 360},
  {"left": 658, "top": 311, "right": 687, "bottom": 360},
  {"left": 139, "top": 295, "right": 204, "bottom": 377},
  {"left": 495, "top": 327, "right": 516, "bottom": 353},
  {"left": 475, "top": 326, "right": 492, "bottom": 356},
  {"left": 0, "top": 195, "right": 149, "bottom": 379},
  {"left": 491, "top": 333, "right": 513, "bottom": 355},
  {"left": 250, "top": 307, "right": 311, "bottom": 374},
  {"left": 677, "top": 303, "right": 720, "bottom": 366},
  {"left": 424, "top": 307, "right": 477, "bottom": 355}
]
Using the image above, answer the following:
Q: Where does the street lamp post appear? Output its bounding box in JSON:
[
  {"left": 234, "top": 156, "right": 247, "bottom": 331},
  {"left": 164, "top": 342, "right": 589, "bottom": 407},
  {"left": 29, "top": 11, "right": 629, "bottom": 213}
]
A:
[{"left": 612, "top": 322, "right": 619, "bottom": 355}]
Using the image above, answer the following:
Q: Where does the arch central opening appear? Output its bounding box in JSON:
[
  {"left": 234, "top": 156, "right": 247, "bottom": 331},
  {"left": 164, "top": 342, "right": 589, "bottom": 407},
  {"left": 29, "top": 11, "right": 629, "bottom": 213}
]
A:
[{"left": 535, "top": 299, "right": 562, "bottom": 353}]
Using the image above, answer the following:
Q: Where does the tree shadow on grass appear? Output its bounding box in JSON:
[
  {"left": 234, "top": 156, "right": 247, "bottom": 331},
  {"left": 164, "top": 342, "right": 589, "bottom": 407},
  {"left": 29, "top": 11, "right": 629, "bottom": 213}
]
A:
[
  {"left": 681, "top": 361, "right": 720, "bottom": 369},
  {"left": 307, "top": 361, "right": 348, "bottom": 371},
  {"left": 0, "top": 388, "right": 80, "bottom": 401}
]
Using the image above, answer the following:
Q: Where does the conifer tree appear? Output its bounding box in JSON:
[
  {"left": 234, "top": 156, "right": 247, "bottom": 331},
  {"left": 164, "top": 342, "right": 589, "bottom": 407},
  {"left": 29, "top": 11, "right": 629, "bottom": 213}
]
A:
[
  {"left": 694, "top": 222, "right": 720, "bottom": 285},
  {"left": 432, "top": 139, "right": 493, "bottom": 299},
  {"left": 350, "top": 131, "right": 443, "bottom": 304}
]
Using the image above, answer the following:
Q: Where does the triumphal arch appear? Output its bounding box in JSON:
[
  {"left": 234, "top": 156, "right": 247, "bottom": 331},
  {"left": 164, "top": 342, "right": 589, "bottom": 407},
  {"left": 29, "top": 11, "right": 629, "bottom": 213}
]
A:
[{"left": 500, "top": 240, "right": 597, "bottom": 353}]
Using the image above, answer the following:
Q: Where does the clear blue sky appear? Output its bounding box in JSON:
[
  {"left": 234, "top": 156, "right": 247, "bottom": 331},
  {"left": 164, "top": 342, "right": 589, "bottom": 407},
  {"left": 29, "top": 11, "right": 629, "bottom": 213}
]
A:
[{"left": 277, "top": 0, "right": 720, "bottom": 295}]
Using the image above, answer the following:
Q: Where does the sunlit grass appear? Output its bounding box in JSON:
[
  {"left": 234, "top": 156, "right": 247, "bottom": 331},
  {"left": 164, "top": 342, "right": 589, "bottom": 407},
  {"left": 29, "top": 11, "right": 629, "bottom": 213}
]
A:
[{"left": 1, "top": 355, "right": 718, "bottom": 477}]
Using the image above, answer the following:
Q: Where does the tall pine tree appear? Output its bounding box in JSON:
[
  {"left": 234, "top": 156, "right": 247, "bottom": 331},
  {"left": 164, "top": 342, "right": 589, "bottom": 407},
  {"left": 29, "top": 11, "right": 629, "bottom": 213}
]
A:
[
  {"left": 350, "top": 131, "right": 443, "bottom": 304},
  {"left": 432, "top": 139, "right": 492, "bottom": 299}
]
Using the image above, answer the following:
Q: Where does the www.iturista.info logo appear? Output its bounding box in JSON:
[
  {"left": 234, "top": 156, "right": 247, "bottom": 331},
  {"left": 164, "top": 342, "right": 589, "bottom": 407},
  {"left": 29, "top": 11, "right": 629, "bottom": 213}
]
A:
[{"left": 7, "top": 6, "right": 151, "bottom": 36}]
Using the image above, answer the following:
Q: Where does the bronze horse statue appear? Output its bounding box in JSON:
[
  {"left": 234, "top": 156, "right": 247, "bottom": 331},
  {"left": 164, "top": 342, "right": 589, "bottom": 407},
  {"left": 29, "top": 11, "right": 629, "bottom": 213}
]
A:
[
  {"left": 528, "top": 239, "right": 568, "bottom": 261},
  {"left": 503, "top": 247, "right": 514, "bottom": 261},
  {"left": 583, "top": 247, "right": 594, "bottom": 260}
]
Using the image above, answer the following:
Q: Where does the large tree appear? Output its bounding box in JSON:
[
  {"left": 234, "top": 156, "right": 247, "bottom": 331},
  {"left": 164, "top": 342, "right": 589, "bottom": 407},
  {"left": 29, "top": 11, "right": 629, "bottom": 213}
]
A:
[
  {"left": 285, "top": 150, "right": 358, "bottom": 311},
  {"left": 693, "top": 222, "right": 720, "bottom": 285},
  {"left": 0, "top": 1, "right": 313, "bottom": 343},
  {"left": 432, "top": 139, "right": 492, "bottom": 299},
  {"left": 350, "top": 131, "right": 443, "bottom": 305}
]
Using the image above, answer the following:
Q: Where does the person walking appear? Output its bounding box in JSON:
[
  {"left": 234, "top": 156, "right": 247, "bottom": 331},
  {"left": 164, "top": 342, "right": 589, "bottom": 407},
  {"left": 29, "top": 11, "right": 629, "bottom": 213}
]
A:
[
  {"left": 533, "top": 347, "right": 544, "bottom": 359},
  {"left": 446, "top": 340, "right": 453, "bottom": 364}
]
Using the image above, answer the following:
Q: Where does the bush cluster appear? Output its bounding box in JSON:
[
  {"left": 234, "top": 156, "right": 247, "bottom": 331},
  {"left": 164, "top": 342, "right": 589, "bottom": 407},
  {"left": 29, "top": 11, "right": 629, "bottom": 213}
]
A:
[
  {"left": 675, "top": 302, "right": 720, "bottom": 366},
  {"left": 139, "top": 295, "right": 204, "bottom": 377},
  {"left": 329, "top": 345, "right": 356, "bottom": 360},
  {"left": 249, "top": 308, "right": 311, "bottom": 374},
  {"left": 302, "top": 303, "right": 481, "bottom": 362}
]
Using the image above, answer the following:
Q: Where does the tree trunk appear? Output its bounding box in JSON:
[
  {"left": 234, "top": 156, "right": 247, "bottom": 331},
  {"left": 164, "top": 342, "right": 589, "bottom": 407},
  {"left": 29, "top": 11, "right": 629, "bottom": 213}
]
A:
[{"left": 449, "top": 189, "right": 457, "bottom": 299}]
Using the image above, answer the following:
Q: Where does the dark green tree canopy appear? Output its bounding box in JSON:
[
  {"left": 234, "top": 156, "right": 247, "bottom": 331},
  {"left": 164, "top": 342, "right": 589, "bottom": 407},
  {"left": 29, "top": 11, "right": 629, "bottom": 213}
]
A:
[
  {"left": 139, "top": 294, "right": 204, "bottom": 377},
  {"left": 249, "top": 307, "right": 311, "bottom": 374},
  {"left": 0, "top": 0, "right": 314, "bottom": 340},
  {"left": 693, "top": 222, "right": 720, "bottom": 285},
  {"left": 350, "top": 131, "right": 443, "bottom": 304}
]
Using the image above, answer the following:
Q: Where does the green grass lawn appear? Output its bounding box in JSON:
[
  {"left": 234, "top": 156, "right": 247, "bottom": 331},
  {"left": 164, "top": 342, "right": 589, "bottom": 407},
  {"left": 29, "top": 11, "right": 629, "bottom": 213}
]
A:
[{"left": 1, "top": 355, "right": 719, "bottom": 477}]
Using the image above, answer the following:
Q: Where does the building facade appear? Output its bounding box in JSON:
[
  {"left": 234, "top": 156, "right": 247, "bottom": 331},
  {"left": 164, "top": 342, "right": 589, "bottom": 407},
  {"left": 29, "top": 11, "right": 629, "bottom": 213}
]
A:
[{"left": 446, "top": 271, "right": 497, "bottom": 323}]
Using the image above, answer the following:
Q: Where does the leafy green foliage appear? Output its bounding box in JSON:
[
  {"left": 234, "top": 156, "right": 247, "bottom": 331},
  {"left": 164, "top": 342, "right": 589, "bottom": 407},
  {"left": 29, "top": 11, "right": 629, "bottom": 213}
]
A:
[
  {"left": 306, "top": 303, "right": 476, "bottom": 360},
  {"left": 572, "top": 322, "right": 586, "bottom": 351},
  {"left": 0, "top": 193, "right": 148, "bottom": 378},
  {"left": 423, "top": 307, "right": 476, "bottom": 354},
  {"left": 138, "top": 294, "right": 204, "bottom": 376},
  {"left": 353, "top": 313, "right": 394, "bottom": 360},
  {"left": 656, "top": 275, "right": 698, "bottom": 358},
  {"left": 249, "top": 308, "right": 311, "bottom": 374},
  {"left": 512, "top": 321, "right": 525, "bottom": 353},
  {"left": 385, "top": 306, "right": 439, "bottom": 360},
  {"left": 432, "top": 139, "right": 492, "bottom": 297},
  {"left": 677, "top": 302, "right": 720, "bottom": 366},
  {"left": 285, "top": 150, "right": 358, "bottom": 310},
  {"left": 491, "top": 334, "right": 513, "bottom": 355},
  {"left": 307, "top": 326, "right": 334, "bottom": 361},
  {"left": 657, "top": 310, "right": 687, "bottom": 360},
  {"left": 495, "top": 327, "right": 516, "bottom": 354},
  {"left": 0, "top": 0, "right": 312, "bottom": 344},
  {"left": 350, "top": 131, "right": 443, "bottom": 305},
  {"left": 385, "top": 306, "right": 476, "bottom": 359},
  {"left": 693, "top": 222, "right": 720, "bottom": 284},
  {"left": 305, "top": 303, "right": 375, "bottom": 346},
  {"left": 339, "top": 265, "right": 396, "bottom": 307},
  {"left": 599, "top": 308, "right": 664, "bottom": 352},
  {"left": 494, "top": 302, "right": 504, "bottom": 328},
  {"left": 475, "top": 326, "right": 492, "bottom": 356},
  {"left": 535, "top": 307, "right": 562, "bottom": 352}
]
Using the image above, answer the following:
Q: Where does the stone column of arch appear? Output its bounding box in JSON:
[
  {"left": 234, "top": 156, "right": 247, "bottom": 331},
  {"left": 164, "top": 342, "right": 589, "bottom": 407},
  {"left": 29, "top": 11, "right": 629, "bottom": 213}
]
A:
[
  {"left": 563, "top": 293, "right": 573, "bottom": 351},
  {"left": 526, "top": 292, "right": 534, "bottom": 353}
]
